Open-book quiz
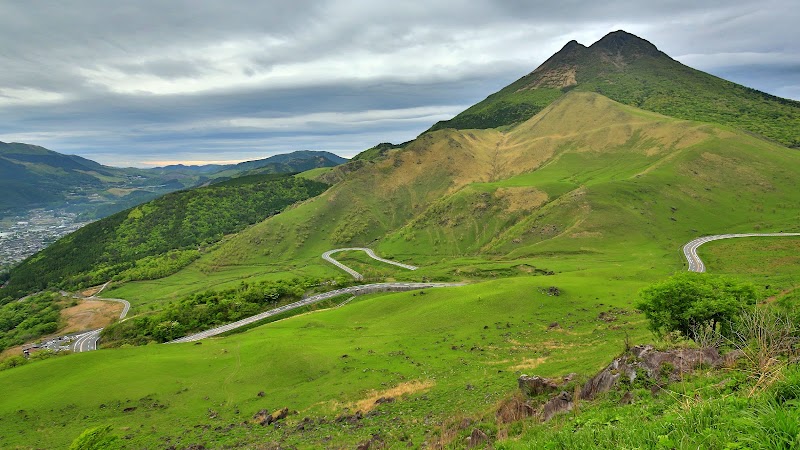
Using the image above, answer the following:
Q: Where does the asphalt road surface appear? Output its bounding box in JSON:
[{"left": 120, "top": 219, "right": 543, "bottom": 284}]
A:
[
  {"left": 71, "top": 329, "right": 102, "bottom": 352},
  {"left": 168, "top": 281, "right": 464, "bottom": 343},
  {"left": 66, "top": 282, "right": 131, "bottom": 353},
  {"left": 683, "top": 232, "right": 800, "bottom": 272},
  {"left": 322, "top": 247, "right": 418, "bottom": 280}
]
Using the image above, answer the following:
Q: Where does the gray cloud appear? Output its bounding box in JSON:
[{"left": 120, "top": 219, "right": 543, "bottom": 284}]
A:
[{"left": 0, "top": 0, "right": 797, "bottom": 166}]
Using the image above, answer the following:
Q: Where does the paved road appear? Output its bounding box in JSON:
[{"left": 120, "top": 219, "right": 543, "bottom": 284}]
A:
[
  {"left": 61, "top": 282, "right": 131, "bottom": 353},
  {"left": 683, "top": 232, "right": 800, "bottom": 272},
  {"left": 168, "top": 282, "right": 464, "bottom": 343},
  {"left": 322, "top": 247, "right": 418, "bottom": 280},
  {"left": 71, "top": 329, "right": 102, "bottom": 352}
]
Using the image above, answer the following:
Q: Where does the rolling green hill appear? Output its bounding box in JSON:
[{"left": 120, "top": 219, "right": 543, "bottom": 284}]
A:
[
  {"left": 2, "top": 31, "right": 800, "bottom": 449},
  {"left": 2, "top": 174, "right": 329, "bottom": 299},
  {"left": 172, "top": 91, "right": 798, "bottom": 288},
  {"left": 428, "top": 31, "right": 800, "bottom": 148}
]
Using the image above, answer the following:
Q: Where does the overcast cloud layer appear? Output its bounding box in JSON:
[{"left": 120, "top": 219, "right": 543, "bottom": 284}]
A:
[{"left": 0, "top": 1, "right": 797, "bottom": 167}]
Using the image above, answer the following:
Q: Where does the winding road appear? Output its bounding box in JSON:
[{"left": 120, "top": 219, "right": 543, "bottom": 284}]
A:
[
  {"left": 167, "top": 248, "right": 457, "bottom": 343},
  {"left": 67, "top": 235, "right": 800, "bottom": 349},
  {"left": 683, "top": 232, "right": 800, "bottom": 272},
  {"left": 71, "top": 329, "right": 102, "bottom": 352},
  {"left": 168, "top": 282, "right": 464, "bottom": 343},
  {"left": 69, "top": 282, "right": 131, "bottom": 353},
  {"left": 66, "top": 248, "right": 439, "bottom": 349},
  {"left": 322, "top": 247, "right": 418, "bottom": 280}
]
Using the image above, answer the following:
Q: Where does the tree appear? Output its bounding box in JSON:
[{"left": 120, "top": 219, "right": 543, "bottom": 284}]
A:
[{"left": 637, "top": 272, "right": 757, "bottom": 340}]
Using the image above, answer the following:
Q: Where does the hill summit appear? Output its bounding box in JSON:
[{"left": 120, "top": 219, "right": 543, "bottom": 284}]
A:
[
  {"left": 429, "top": 30, "right": 800, "bottom": 147},
  {"left": 526, "top": 30, "right": 664, "bottom": 90}
]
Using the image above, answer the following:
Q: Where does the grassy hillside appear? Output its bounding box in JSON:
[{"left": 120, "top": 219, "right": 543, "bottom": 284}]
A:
[
  {"left": 120, "top": 92, "right": 800, "bottom": 304},
  {"left": 1, "top": 234, "right": 797, "bottom": 448},
  {"left": 504, "top": 237, "right": 800, "bottom": 449},
  {"left": 0, "top": 275, "right": 650, "bottom": 449},
  {"left": 3, "top": 174, "right": 329, "bottom": 299},
  {"left": 2, "top": 92, "right": 799, "bottom": 448},
  {"left": 429, "top": 31, "right": 800, "bottom": 148}
]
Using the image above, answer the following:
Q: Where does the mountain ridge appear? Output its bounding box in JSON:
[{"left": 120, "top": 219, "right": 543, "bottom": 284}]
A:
[
  {"left": 0, "top": 143, "right": 347, "bottom": 217},
  {"left": 428, "top": 30, "right": 800, "bottom": 147}
]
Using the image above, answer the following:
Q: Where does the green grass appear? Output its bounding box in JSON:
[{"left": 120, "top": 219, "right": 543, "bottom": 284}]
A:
[
  {"left": 2, "top": 92, "right": 800, "bottom": 448},
  {"left": 0, "top": 275, "right": 649, "bottom": 449},
  {"left": 105, "top": 262, "right": 340, "bottom": 314},
  {"left": 698, "top": 236, "right": 800, "bottom": 300},
  {"left": 329, "top": 250, "right": 409, "bottom": 280},
  {"left": 503, "top": 364, "right": 800, "bottom": 449},
  {"left": 294, "top": 166, "right": 333, "bottom": 180}
]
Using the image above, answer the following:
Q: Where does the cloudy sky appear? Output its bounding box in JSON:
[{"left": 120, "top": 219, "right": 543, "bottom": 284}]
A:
[{"left": 0, "top": 1, "right": 797, "bottom": 167}]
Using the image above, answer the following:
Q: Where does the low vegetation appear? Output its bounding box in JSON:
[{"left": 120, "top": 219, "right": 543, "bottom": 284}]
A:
[
  {"left": 637, "top": 273, "right": 758, "bottom": 339},
  {"left": 0, "top": 292, "right": 66, "bottom": 353},
  {"left": 101, "top": 277, "right": 317, "bottom": 345},
  {"left": 497, "top": 288, "right": 799, "bottom": 450},
  {"left": 504, "top": 354, "right": 800, "bottom": 449}
]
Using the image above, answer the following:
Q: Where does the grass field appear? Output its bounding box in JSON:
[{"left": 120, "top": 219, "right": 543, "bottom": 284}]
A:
[
  {"left": 3, "top": 92, "right": 800, "bottom": 448},
  {"left": 698, "top": 236, "right": 800, "bottom": 301},
  {"left": 0, "top": 275, "right": 650, "bottom": 448},
  {"left": 97, "top": 93, "right": 800, "bottom": 310}
]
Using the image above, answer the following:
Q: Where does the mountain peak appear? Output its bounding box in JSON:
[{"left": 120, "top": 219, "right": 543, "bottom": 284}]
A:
[
  {"left": 519, "top": 29, "right": 666, "bottom": 90},
  {"left": 590, "top": 30, "right": 661, "bottom": 58},
  {"left": 526, "top": 39, "right": 587, "bottom": 88},
  {"left": 428, "top": 30, "right": 799, "bottom": 148}
]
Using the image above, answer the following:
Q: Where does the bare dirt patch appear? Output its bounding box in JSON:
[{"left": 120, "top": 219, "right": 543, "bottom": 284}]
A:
[
  {"left": 60, "top": 300, "right": 123, "bottom": 334},
  {"left": 0, "top": 344, "right": 26, "bottom": 360},
  {"left": 352, "top": 380, "right": 435, "bottom": 412},
  {"left": 509, "top": 357, "right": 548, "bottom": 371},
  {"left": 80, "top": 285, "right": 103, "bottom": 297},
  {"left": 495, "top": 187, "right": 548, "bottom": 213},
  {"left": 527, "top": 67, "right": 578, "bottom": 89}
]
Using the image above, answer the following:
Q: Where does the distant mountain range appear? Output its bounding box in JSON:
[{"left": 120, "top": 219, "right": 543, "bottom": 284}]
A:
[{"left": 0, "top": 143, "right": 347, "bottom": 218}]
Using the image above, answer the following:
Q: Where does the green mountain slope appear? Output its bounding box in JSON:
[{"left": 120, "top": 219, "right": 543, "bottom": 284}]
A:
[
  {"left": 0, "top": 141, "right": 222, "bottom": 218},
  {"left": 429, "top": 31, "right": 800, "bottom": 148},
  {"left": 0, "top": 142, "right": 122, "bottom": 211},
  {"left": 2, "top": 174, "right": 329, "bottom": 299},
  {"left": 113, "top": 91, "right": 800, "bottom": 307},
  {"left": 3, "top": 32, "right": 800, "bottom": 449}
]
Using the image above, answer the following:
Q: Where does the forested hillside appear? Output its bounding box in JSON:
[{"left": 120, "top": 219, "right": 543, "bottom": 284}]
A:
[{"left": 3, "top": 174, "right": 328, "bottom": 299}]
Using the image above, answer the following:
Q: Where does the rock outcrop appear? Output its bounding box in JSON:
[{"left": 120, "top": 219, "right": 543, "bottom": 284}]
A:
[
  {"left": 581, "top": 345, "right": 722, "bottom": 400},
  {"left": 518, "top": 375, "right": 559, "bottom": 397},
  {"left": 509, "top": 345, "right": 728, "bottom": 423}
]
